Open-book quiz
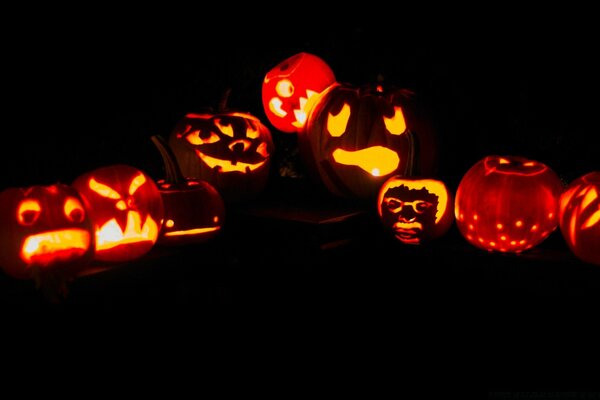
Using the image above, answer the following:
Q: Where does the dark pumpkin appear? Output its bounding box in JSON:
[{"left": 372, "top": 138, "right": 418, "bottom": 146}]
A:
[{"left": 298, "top": 83, "right": 438, "bottom": 200}]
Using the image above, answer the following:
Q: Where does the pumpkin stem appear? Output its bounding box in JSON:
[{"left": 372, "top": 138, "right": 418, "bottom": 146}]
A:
[
  {"left": 151, "top": 135, "right": 186, "bottom": 185},
  {"left": 405, "top": 130, "right": 416, "bottom": 176},
  {"left": 218, "top": 88, "right": 232, "bottom": 112}
]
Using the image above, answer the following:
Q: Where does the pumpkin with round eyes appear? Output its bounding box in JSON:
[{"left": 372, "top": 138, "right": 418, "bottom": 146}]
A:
[
  {"left": 298, "top": 83, "right": 438, "bottom": 200},
  {"left": 454, "top": 155, "right": 564, "bottom": 253},
  {"left": 168, "top": 111, "right": 274, "bottom": 203},
  {"left": 262, "top": 52, "right": 336, "bottom": 133},
  {"left": 0, "top": 184, "right": 94, "bottom": 280},
  {"left": 559, "top": 171, "right": 600, "bottom": 265},
  {"left": 377, "top": 176, "right": 454, "bottom": 245},
  {"left": 72, "top": 164, "right": 164, "bottom": 263},
  {"left": 151, "top": 135, "right": 226, "bottom": 246}
]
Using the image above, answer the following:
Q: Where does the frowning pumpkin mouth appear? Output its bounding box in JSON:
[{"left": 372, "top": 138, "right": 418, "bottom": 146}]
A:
[
  {"left": 21, "top": 228, "right": 90, "bottom": 265},
  {"left": 195, "top": 150, "right": 267, "bottom": 173},
  {"left": 332, "top": 146, "right": 399, "bottom": 177}
]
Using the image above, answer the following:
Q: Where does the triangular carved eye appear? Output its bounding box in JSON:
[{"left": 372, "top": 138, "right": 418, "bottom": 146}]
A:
[
  {"left": 246, "top": 121, "right": 260, "bottom": 139},
  {"left": 64, "top": 197, "right": 85, "bottom": 223},
  {"left": 185, "top": 129, "right": 220, "bottom": 145},
  {"left": 215, "top": 118, "right": 234, "bottom": 137},
  {"left": 384, "top": 106, "right": 406, "bottom": 135},
  {"left": 327, "top": 103, "right": 351, "bottom": 137},
  {"left": 18, "top": 199, "right": 41, "bottom": 226}
]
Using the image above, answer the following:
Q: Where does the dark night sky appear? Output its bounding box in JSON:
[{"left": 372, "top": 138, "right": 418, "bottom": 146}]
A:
[{"left": 2, "top": 11, "right": 598, "bottom": 190}]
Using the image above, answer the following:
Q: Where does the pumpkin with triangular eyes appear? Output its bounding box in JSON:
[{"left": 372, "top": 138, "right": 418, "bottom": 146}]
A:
[
  {"left": 168, "top": 111, "right": 274, "bottom": 203},
  {"left": 262, "top": 52, "right": 336, "bottom": 133},
  {"left": 0, "top": 184, "right": 95, "bottom": 280},
  {"left": 298, "top": 83, "right": 438, "bottom": 200},
  {"left": 559, "top": 171, "right": 600, "bottom": 265},
  {"left": 72, "top": 164, "right": 164, "bottom": 263},
  {"left": 454, "top": 155, "right": 564, "bottom": 253}
]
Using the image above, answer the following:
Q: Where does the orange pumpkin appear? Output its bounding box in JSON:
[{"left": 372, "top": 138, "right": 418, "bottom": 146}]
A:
[
  {"left": 0, "top": 183, "right": 94, "bottom": 280},
  {"left": 168, "top": 111, "right": 274, "bottom": 203},
  {"left": 377, "top": 176, "right": 454, "bottom": 244},
  {"left": 298, "top": 83, "right": 438, "bottom": 200},
  {"left": 455, "top": 155, "right": 563, "bottom": 253},
  {"left": 559, "top": 171, "right": 600, "bottom": 265},
  {"left": 262, "top": 52, "right": 336, "bottom": 133},
  {"left": 72, "top": 164, "right": 164, "bottom": 262},
  {"left": 151, "top": 135, "right": 225, "bottom": 246}
]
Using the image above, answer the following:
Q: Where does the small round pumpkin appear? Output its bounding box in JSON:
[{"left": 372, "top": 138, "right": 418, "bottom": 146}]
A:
[
  {"left": 558, "top": 171, "right": 600, "bottom": 265},
  {"left": 454, "top": 155, "right": 563, "bottom": 253},
  {"left": 151, "top": 135, "right": 225, "bottom": 246},
  {"left": 168, "top": 110, "right": 274, "bottom": 203},
  {"left": 72, "top": 164, "right": 164, "bottom": 263},
  {"left": 377, "top": 176, "right": 454, "bottom": 244},
  {"left": 262, "top": 52, "right": 336, "bottom": 133},
  {"left": 298, "top": 83, "right": 438, "bottom": 200},
  {"left": 0, "top": 183, "right": 95, "bottom": 280}
]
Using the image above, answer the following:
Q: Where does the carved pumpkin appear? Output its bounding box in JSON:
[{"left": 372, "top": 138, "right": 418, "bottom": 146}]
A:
[
  {"left": 0, "top": 184, "right": 94, "bottom": 280},
  {"left": 72, "top": 164, "right": 164, "bottom": 262},
  {"left": 377, "top": 176, "right": 454, "bottom": 244},
  {"left": 454, "top": 155, "right": 563, "bottom": 253},
  {"left": 168, "top": 111, "right": 274, "bottom": 203},
  {"left": 559, "top": 171, "right": 600, "bottom": 265},
  {"left": 151, "top": 135, "right": 225, "bottom": 246},
  {"left": 298, "top": 83, "right": 438, "bottom": 200},
  {"left": 262, "top": 52, "right": 336, "bottom": 133}
]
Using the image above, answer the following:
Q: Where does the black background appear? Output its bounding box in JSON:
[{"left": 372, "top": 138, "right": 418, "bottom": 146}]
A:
[{"left": 1, "top": 9, "right": 599, "bottom": 389}]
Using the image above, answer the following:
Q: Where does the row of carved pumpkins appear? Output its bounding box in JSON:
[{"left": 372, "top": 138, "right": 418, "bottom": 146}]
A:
[{"left": 0, "top": 136, "right": 226, "bottom": 281}]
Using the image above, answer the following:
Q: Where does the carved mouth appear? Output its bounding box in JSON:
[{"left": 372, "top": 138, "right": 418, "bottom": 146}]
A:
[
  {"left": 195, "top": 150, "right": 267, "bottom": 173},
  {"left": 21, "top": 228, "right": 90, "bottom": 266},
  {"left": 95, "top": 211, "right": 159, "bottom": 251},
  {"left": 164, "top": 226, "right": 220, "bottom": 237},
  {"left": 332, "top": 146, "right": 399, "bottom": 176}
]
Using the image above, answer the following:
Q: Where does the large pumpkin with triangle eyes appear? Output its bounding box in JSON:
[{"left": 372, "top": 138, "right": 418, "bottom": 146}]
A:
[
  {"left": 72, "top": 164, "right": 164, "bottom": 263},
  {"left": 298, "top": 83, "right": 438, "bottom": 200},
  {"left": 168, "top": 111, "right": 274, "bottom": 203},
  {"left": 262, "top": 52, "right": 336, "bottom": 133},
  {"left": 454, "top": 155, "right": 564, "bottom": 253},
  {"left": 559, "top": 171, "right": 600, "bottom": 265},
  {"left": 0, "top": 184, "right": 95, "bottom": 280}
]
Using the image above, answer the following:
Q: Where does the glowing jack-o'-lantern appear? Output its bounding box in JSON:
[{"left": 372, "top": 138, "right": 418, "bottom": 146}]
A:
[
  {"left": 72, "top": 164, "right": 164, "bottom": 262},
  {"left": 168, "top": 111, "right": 274, "bottom": 203},
  {"left": 377, "top": 176, "right": 454, "bottom": 244},
  {"left": 262, "top": 52, "right": 336, "bottom": 133},
  {"left": 559, "top": 171, "right": 600, "bottom": 265},
  {"left": 151, "top": 135, "right": 226, "bottom": 246},
  {"left": 455, "top": 155, "right": 563, "bottom": 253},
  {"left": 0, "top": 184, "right": 94, "bottom": 280},
  {"left": 298, "top": 83, "right": 438, "bottom": 200}
]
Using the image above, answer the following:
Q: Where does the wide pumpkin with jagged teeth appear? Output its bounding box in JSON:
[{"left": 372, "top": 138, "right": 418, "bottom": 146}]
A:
[{"left": 298, "top": 83, "right": 438, "bottom": 200}]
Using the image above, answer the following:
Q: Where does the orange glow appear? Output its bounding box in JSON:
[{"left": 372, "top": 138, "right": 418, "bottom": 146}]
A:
[
  {"left": 64, "top": 197, "right": 85, "bottom": 222},
  {"left": 383, "top": 106, "right": 407, "bottom": 135},
  {"left": 95, "top": 211, "right": 159, "bottom": 251},
  {"left": 583, "top": 208, "right": 600, "bottom": 229},
  {"left": 195, "top": 150, "right": 267, "bottom": 173},
  {"left": 291, "top": 89, "right": 318, "bottom": 129},
  {"left": 378, "top": 178, "right": 450, "bottom": 224},
  {"left": 89, "top": 178, "right": 121, "bottom": 199},
  {"left": 185, "top": 129, "right": 220, "bottom": 145},
  {"left": 327, "top": 103, "right": 351, "bottom": 137},
  {"left": 164, "top": 226, "right": 220, "bottom": 237},
  {"left": 496, "top": 223, "right": 503, "bottom": 230},
  {"left": 165, "top": 219, "right": 175, "bottom": 228},
  {"left": 256, "top": 142, "right": 269, "bottom": 158},
  {"left": 332, "top": 146, "right": 399, "bottom": 177},
  {"left": 228, "top": 139, "right": 251, "bottom": 152},
  {"left": 20, "top": 229, "right": 90, "bottom": 265},
  {"left": 128, "top": 174, "right": 146, "bottom": 195},
  {"left": 276, "top": 79, "right": 294, "bottom": 97},
  {"left": 17, "top": 199, "right": 41, "bottom": 226},
  {"left": 515, "top": 220, "right": 523, "bottom": 227},
  {"left": 268, "top": 97, "right": 287, "bottom": 117},
  {"left": 215, "top": 118, "right": 234, "bottom": 137}
]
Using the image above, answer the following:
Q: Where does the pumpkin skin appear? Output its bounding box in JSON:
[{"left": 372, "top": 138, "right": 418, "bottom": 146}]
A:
[
  {"left": 558, "top": 171, "right": 600, "bottom": 265},
  {"left": 168, "top": 111, "right": 274, "bottom": 203},
  {"left": 377, "top": 176, "right": 454, "bottom": 244},
  {"left": 454, "top": 155, "right": 563, "bottom": 253},
  {"left": 151, "top": 135, "right": 226, "bottom": 246},
  {"left": 262, "top": 52, "right": 336, "bottom": 133},
  {"left": 298, "top": 83, "right": 438, "bottom": 200},
  {"left": 72, "top": 164, "right": 164, "bottom": 262},
  {"left": 0, "top": 184, "right": 94, "bottom": 280}
]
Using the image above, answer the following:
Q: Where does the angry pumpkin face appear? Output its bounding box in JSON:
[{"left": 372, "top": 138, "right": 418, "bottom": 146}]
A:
[{"left": 168, "top": 111, "right": 274, "bottom": 203}]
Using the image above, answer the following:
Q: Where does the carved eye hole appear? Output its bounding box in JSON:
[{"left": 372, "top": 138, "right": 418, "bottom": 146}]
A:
[
  {"left": 276, "top": 79, "right": 294, "bottom": 98},
  {"left": 64, "top": 197, "right": 85, "bottom": 223},
  {"left": 384, "top": 198, "right": 403, "bottom": 213},
  {"left": 89, "top": 178, "right": 121, "bottom": 199},
  {"left": 327, "top": 103, "right": 351, "bottom": 137},
  {"left": 414, "top": 201, "right": 433, "bottom": 214},
  {"left": 499, "top": 158, "right": 511, "bottom": 164},
  {"left": 215, "top": 118, "right": 234, "bottom": 137},
  {"left": 383, "top": 106, "right": 407, "bottom": 135},
  {"left": 18, "top": 199, "right": 41, "bottom": 226},
  {"left": 523, "top": 161, "right": 536, "bottom": 167},
  {"left": 185, "top": 129, "right": 220, "bottom": 145},
  {"left": 246, "top": 121, "right": 260, "bottom": 139}
]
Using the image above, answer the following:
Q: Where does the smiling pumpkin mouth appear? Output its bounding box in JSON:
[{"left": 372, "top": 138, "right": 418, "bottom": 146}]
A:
[
  {"left": 195, "top": 150, "right": 267, "bottom": 173},
  {"left": 332, "top": 146, "right": 399, "bottom": 177}
]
